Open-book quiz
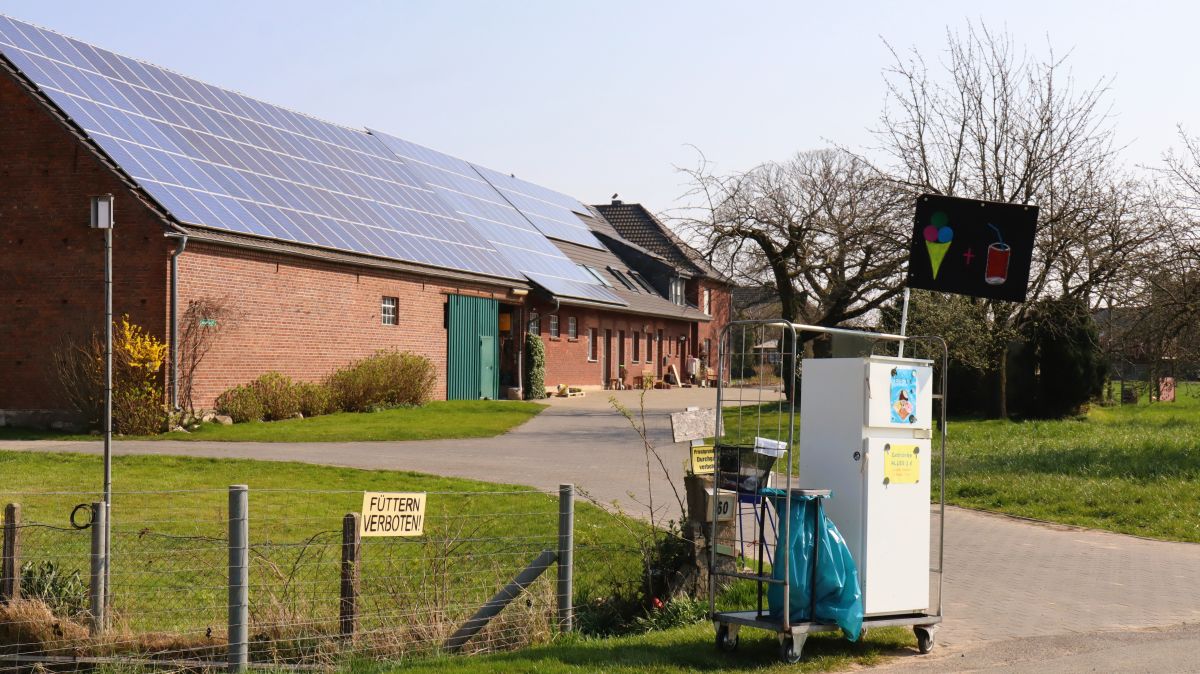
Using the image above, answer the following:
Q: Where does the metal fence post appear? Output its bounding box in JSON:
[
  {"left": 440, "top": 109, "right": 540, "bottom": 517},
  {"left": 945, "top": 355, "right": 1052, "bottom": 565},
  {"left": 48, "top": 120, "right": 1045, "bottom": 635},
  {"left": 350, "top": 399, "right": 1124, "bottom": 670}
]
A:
[
  {"left": 2, "top": 504, "right": 20, "bottom": 603},
  {"left": 89, "top": 502, "right": 106, "bottom": 634},
  {"left": 557, "top": 483, "right": 574, "bottom": 633},
  {"left": 227, "top": 485, "right": 249, "bottom": 674},
  {"left": 340, "top": 513, "right": 361, "bottom": 640}
]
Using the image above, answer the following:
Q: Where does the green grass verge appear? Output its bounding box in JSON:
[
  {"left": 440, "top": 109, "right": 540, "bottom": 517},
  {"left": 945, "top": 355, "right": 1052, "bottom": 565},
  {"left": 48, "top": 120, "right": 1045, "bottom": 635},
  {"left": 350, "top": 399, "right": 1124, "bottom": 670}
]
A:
[
  {"left": 0, "top": 400, "right": 546, "bottom": 442},
  {"left": 719, "top": 385, "right": 1200, "bottom": 542},
  {"left": 363, "top": 624, "right": 913, "bottom": 673},
  {"left": 1, "top": 451, "right": 913, "bottom": 672},
  {"left": 0, "top": 451, "right": 638, "bottom": 641}
]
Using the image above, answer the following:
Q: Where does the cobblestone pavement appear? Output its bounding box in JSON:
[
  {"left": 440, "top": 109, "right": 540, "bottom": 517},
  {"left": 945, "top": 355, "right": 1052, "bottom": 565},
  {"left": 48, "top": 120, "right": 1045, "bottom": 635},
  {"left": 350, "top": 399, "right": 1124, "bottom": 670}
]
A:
[{"left": 930, "top": 506, "right": 1200, "bottom": 648}]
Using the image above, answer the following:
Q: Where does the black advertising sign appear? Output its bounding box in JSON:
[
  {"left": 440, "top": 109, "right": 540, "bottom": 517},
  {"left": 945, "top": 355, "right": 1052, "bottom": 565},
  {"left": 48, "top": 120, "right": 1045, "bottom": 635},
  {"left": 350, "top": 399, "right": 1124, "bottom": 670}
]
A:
[{"left": 906, "top": 194, "right": 1038, "bottom": 303}]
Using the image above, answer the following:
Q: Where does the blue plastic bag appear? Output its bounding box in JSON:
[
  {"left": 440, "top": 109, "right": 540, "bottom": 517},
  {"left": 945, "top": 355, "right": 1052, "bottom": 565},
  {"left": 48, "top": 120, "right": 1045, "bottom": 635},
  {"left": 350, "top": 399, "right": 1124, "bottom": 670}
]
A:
[{"left": 765, "top": 489, "right": 864, "bottom": 641}]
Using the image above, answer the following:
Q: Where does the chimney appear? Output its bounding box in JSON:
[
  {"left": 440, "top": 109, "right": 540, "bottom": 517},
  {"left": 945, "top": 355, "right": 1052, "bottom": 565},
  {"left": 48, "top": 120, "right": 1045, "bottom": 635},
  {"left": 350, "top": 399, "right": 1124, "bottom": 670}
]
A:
[{"left": 611, "top": 193, "right": 622, "bottom": 205}]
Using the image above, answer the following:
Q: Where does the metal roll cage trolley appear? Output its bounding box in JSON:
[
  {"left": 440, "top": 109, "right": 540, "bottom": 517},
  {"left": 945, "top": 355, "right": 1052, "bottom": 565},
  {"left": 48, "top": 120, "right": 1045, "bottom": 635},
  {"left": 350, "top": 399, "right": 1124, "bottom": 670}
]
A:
[{"left": 708, "top": 319, "right": 947, "bottom": 663}]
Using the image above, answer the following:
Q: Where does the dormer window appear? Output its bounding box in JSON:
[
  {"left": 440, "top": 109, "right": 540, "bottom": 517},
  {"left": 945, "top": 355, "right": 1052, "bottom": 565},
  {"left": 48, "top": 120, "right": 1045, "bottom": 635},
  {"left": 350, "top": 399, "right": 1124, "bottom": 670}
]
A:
[{"left": 670, "top": 277, "right": 686, "bottom": 305}]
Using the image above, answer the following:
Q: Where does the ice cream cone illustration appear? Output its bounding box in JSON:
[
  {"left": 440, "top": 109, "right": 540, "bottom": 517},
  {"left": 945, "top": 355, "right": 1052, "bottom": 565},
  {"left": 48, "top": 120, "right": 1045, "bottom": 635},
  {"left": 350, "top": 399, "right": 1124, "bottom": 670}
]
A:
[{"left": 922, "top": 212, "right": 954, "bottom": 280}]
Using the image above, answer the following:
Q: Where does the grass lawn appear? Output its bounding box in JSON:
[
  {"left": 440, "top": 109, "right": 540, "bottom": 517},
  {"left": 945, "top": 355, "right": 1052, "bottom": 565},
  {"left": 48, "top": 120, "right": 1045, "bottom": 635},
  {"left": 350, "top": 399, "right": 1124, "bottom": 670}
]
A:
[
  {"left": 719, "top": 384, "right": 1200, "bottom": 543},
  {"left": 371, "top": 623, "right": 913, "bottom": 673},
  {"left": 0, "top": 400, "right": 546, "bottom": 442}
]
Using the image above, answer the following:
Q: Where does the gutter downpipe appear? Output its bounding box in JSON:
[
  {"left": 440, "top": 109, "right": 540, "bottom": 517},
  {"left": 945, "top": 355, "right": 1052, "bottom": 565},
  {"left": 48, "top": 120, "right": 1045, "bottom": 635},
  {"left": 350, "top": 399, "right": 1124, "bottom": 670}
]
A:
[{"left": 167, "top": 233, "right": 188, "bottom": 411}]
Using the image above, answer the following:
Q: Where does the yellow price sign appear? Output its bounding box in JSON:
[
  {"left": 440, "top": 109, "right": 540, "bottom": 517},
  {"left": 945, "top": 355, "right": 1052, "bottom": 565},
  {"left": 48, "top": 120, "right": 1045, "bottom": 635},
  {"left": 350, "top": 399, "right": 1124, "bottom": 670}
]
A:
[
  {"left": 690, "top": 445, "right": 715, "bottom": 475},
  {"left": 883, "top": 444, "right": 920, "bottom": 485}
]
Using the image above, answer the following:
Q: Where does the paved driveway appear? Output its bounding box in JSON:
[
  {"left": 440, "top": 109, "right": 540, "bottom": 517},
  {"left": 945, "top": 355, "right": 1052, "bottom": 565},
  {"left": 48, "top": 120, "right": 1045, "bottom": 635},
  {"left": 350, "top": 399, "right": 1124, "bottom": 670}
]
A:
[
  {"left": 4, "top": 388, "right": 1200, "bottom": 663},
  {"left": 2, "top": 388, "right": 739, "bottom": 518}
]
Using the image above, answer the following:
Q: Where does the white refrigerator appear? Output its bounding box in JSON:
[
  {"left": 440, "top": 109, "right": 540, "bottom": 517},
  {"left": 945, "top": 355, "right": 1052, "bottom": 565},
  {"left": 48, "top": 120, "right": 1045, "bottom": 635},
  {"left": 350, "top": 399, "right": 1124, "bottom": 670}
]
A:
[{"left": 798, "top": 356, "right": 933, "bottom": 616}]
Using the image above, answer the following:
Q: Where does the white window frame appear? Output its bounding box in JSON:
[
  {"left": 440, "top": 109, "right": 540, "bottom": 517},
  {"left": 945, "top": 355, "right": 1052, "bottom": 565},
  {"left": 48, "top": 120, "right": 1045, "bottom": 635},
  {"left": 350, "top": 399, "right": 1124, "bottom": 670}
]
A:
[
  {"left": 568, "top": 316, "right": 578, "bottom": 339},
  {"left": 549, "top": 314, "right": 560, "bottom": 338},
  {"left": 529, "top": 312, "right": 541, "bottom": 336},
  {"left": 381, "top": 296, "right": 398, "bottom": 325},
  {"left": 587, "top": 327, "right": 598, "bottom": 361},
  {"left": 703, "top": 288, "right": 711, "bottom": 314}
]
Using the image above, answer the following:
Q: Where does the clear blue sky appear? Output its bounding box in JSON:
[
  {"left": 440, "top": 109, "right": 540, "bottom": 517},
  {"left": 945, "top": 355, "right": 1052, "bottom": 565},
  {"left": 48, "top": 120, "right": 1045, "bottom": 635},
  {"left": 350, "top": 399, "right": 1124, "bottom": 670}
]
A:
[{"left": 1, "top": 1, "right": 1193, "bottom": 211}]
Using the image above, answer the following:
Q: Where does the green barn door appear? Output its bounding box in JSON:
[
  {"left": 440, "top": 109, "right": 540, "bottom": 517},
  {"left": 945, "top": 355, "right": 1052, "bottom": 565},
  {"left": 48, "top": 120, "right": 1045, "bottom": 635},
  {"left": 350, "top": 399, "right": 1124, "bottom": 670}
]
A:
[
  {"left": 447, "top": 294, "right": 499, "bottom": 400},
  {"left": 479, "top": 336, "right": 496, "bottom": 399}
]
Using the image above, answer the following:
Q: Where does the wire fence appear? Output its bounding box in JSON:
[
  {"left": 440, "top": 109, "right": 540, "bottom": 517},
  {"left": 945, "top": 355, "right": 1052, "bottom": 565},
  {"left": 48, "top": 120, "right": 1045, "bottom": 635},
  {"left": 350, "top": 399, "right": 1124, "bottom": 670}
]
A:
[{"left": 0, "top": 485, "right": 646, "bottom": 672}]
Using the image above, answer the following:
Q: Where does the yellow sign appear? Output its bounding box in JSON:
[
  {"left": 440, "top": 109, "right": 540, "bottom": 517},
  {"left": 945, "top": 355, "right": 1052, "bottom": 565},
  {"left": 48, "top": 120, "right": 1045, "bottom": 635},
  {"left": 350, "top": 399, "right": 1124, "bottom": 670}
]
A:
[
  {"left": 883, "top": 444, "right": 920, "bottom": 485},
  {"left": 361, "top": 492, "right": 426, "bottom": 537},
  {"left": 690, "top": 445, "right": 715, "bottom": 475}
]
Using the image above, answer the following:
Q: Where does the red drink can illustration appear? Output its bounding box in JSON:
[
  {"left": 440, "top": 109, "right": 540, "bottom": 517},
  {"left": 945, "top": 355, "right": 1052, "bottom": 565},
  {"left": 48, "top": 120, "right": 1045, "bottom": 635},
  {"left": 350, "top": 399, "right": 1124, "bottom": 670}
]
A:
[{"left": 985, "top": 243, "right": 1010, "bottom": 285}]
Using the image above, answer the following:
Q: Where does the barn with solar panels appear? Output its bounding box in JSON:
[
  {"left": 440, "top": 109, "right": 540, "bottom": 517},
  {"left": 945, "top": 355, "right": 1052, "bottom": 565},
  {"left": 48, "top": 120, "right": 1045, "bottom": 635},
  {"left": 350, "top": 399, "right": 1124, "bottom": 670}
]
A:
[{"left": 0, "top": 14, "right": 730, "bottom": 425}]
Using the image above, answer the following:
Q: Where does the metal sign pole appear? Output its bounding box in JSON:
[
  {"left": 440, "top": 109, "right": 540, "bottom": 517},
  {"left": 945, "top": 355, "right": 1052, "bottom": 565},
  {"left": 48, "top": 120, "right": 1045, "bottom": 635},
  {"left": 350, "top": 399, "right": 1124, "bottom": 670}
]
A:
[
  {"left": 897, "top": 287, "right": 911, "bottom": 358},
  {"left": 103, "top": 215, "right": 113, "bottom": 595},
  {"left": 91, "top": 194, "right": 114, "bottom": 600}
]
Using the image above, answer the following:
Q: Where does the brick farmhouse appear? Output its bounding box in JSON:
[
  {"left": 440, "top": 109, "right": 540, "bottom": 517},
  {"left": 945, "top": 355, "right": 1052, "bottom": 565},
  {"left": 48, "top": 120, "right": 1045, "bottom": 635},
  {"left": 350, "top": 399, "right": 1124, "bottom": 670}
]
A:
[{"left": 0, "top": 16, "right": 730, "bottom": 427}]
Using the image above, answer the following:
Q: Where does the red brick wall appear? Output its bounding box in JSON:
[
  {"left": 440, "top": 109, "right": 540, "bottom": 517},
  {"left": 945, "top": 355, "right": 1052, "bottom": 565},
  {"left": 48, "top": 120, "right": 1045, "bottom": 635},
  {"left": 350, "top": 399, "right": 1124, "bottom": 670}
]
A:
[
  {"left": 0, "top": 71, "right": 170, "bottom": 413},
  {"left": 531, "top": 300, "right": 695, "bottom": 390},
  {"left": 696, "top": 280, "right": 732, "bottom": 360},
  {"left": 176, "top": 242, "right": 512, "bottom": 408}
]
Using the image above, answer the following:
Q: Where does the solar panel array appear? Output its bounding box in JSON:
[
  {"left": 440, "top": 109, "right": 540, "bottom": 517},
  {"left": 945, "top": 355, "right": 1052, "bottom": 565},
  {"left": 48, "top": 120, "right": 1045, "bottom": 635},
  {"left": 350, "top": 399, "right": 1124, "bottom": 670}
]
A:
[
  {"left": 368, "top": 131, "right": 626, "bottom": 305},
  {"left": 470, "top": 164, "right": 607, "bottom": 250},
  {"left": 0, "top": 14, "right": 668, "bottom": 309},
  {"left": 0, "top": 15, "right": 519, "bottom": 280}
]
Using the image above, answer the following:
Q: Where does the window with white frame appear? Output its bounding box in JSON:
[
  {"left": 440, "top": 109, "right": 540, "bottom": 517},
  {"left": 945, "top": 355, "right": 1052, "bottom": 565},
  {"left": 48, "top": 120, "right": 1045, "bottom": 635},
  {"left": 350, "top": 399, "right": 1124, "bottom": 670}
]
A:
[
  {"left": 381, "top": 296, "right": 398, "bottom": 325},
  {"left": 670, "top": 277, "right": 686, "bottom": 305},
  {"left": 587, "top": 327, "right": 598, "bottom": 361},
  {"left": 549, "top": 314, "right": 560, "bottom": 338},
  {"left": 703, "top": 288, "right": 711, "bottom": 314},
  {"left": 529, "top": 312, "right": 541, "bottom": 336},
  {"left": 568, "top": 316, "right": 578, "bottom": 339}
]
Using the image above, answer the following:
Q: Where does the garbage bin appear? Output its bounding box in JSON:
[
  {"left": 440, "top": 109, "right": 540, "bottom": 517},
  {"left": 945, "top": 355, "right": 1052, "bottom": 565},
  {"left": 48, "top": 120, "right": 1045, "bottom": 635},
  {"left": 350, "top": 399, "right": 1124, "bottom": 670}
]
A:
[{"left": 764, "top": 488, "right": 863, "bottom": 640}]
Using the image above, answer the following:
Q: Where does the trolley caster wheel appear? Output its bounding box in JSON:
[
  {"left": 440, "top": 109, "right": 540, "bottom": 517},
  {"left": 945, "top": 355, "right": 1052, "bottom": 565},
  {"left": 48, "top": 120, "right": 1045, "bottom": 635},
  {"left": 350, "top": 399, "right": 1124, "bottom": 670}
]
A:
[
  {"left": 779, "top": 633, "right": 806, "bottom": 664},
  {"left": 914, "top": 626, "right": 936, "bottom": 654},
  {"left": 715, "top": 623, "right": 738, "bottom": 652}
]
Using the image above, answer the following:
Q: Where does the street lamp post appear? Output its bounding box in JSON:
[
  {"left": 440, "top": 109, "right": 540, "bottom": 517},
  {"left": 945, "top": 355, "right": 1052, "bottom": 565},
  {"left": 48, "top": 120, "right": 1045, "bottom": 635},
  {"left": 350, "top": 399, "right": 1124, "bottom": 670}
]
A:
[{"left": 90, "top": 194, "right": 114, "bottom": 614}]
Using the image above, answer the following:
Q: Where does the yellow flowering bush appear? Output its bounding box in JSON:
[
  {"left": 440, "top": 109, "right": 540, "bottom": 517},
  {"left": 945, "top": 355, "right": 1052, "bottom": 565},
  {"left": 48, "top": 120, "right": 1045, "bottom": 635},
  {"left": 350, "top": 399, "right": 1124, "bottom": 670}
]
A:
[{"left": 53, "top": 316, "right": 168, "bottom": 434}]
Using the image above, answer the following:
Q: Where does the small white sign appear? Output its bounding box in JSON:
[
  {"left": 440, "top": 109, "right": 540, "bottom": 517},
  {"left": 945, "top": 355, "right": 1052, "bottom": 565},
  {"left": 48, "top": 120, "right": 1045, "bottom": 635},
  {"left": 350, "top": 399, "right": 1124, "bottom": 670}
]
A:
[{"left": 360, "top": 492, "right": 426, "bottom": 537}]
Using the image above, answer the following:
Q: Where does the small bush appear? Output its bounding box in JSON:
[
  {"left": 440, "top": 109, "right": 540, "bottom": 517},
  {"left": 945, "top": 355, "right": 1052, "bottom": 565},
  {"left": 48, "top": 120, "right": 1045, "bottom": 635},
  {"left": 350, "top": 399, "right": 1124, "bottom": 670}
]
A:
[
  {"left": 21, "top": 560, "right": 88, "bottom": 618},
  {"left": 295, "top": 382, "right": 336, "bottom": 417},
  {"left": 215, "top": 384, "right": 264, "bottom": 423},
  {"left": 524, "top": 334, "right": 546, "bottom": 400},
  {"left": 251, "top": 372, "right": 301, "bottom": 421},
  {"left": 633, "top": 596, "right": 709, "bottom": 633},
  {"left": 115, "top": 383, "right": 167, "bottom": 435},
  {"left": 327, "top": 350, "right": 437, "bottom": 412}
]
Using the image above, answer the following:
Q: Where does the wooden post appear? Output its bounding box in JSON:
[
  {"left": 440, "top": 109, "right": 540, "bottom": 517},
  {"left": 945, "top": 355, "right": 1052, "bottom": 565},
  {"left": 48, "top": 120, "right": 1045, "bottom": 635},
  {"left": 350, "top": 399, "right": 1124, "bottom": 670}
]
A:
[
  {"left": 340, "top": 513, "right": 361, "bottom": 640},
  {"left": 556, "top": 484, "right": 574, "bottom": 633},
  {"left": 1, "top": 504, "right": 19, "bottom": 603}
]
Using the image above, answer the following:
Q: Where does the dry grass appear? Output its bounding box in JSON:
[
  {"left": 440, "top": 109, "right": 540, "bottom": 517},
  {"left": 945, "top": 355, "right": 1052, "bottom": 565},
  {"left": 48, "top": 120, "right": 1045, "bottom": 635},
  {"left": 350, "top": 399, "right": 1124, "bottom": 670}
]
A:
[{"left": 0, "top": 599, "right": 90, "bottom": 656}]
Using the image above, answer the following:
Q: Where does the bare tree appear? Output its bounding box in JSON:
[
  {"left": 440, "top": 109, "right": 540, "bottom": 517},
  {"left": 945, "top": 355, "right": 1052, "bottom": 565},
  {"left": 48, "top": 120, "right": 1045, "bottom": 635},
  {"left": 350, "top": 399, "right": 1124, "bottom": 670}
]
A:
[
  {"left": 679, "top": 149, "right": 909, "bottom": 329},
  {"left": 872, "top": 23, "right": 1160, "bottom": 416},
  {"left": 178, "top": 297, "right": 237, "bottom": 414}
]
